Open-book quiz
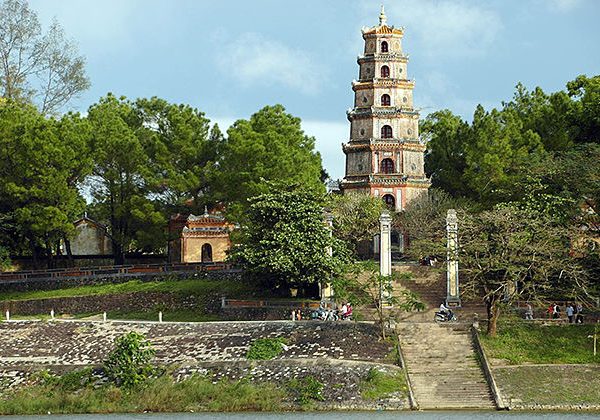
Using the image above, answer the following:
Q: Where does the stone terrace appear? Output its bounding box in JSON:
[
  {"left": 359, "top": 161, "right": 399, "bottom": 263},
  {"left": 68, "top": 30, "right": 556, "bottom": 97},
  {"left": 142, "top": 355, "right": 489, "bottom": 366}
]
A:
[
  {"left": 0, "top": 320, "right": 407, "bottom": 409},
  {"left": 0, "top": 320, "right": 391, "bottom": 368}
]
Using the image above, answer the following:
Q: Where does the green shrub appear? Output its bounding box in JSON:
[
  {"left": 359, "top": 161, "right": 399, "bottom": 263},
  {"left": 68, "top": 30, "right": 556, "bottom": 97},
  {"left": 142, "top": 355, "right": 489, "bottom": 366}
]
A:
[
  {"left": 246, "top": 337, "right": 287, "bottom": 360},
  {"left": 104, "top": 332, "right": 155, "bottom": 388},
  {"left": 287, "top": 376, "right": 325, "bottom": 404}
]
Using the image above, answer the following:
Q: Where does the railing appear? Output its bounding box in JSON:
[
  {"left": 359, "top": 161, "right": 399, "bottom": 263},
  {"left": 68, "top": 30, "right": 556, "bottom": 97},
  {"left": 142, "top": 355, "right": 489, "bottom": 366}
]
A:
[{"left": 0, "top": 262, "right": 236, "bottom": 284}]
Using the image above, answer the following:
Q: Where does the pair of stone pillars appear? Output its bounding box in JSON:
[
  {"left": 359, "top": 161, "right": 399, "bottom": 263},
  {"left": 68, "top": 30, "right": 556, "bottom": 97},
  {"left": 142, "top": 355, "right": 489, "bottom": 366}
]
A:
[
  {"left": 321, "top": 209, "right": 460, "bottom": 305},
  {"left": 375, "top": 209, "right": 461, "bottom": 306}
]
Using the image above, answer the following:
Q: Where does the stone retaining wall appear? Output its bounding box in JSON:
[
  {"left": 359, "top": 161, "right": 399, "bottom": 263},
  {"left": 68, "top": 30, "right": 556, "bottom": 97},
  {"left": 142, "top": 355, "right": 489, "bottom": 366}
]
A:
[
  {"left": 0, "top": 320, "right": 406, "bottom": 409},
  {"left": 0, "top": 320, "right": 391, "bottom": 369}
]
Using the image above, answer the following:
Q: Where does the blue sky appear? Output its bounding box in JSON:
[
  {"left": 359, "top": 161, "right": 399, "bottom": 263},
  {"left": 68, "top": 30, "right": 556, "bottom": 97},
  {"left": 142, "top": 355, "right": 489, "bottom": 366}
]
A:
[{"left": 30, "top": 0, "right": 600, "bottom": 180}]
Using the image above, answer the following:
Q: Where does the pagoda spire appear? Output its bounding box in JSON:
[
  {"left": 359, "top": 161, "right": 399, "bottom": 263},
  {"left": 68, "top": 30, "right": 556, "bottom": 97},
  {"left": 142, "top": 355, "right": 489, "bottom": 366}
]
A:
[{"left": 379, "top": 5, "right": 387, "bottom": 26}]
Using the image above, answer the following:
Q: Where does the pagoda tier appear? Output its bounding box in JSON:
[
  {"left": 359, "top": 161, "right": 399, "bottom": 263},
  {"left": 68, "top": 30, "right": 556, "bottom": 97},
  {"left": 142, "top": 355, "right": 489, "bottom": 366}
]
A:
[{"left": 341, "top": 6, "right": 430, "bottom": 211}]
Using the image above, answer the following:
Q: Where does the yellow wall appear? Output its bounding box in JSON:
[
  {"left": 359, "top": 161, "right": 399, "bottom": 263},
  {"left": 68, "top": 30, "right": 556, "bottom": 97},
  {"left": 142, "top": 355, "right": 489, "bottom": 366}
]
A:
[{"left": 182, "top": 236, "right": 230, "bottom": 263}]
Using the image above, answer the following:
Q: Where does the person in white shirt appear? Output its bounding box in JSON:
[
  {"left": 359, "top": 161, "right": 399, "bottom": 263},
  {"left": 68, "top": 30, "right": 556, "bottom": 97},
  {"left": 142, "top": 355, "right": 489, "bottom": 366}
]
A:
[{"left": 439, "top": 302, "right": 453, "bottom": 321}]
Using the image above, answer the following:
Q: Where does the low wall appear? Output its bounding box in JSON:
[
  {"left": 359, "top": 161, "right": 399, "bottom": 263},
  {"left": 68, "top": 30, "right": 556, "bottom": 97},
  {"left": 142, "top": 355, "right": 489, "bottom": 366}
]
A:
[{"left": 1, "top": 290, "right": 318, "bottom": 321}]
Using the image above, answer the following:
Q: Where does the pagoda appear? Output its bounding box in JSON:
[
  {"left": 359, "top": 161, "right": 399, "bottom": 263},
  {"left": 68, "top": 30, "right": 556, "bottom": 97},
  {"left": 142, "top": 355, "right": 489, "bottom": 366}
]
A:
[{"left": 341, "top": 6, "right": 430, "bottom": 210}]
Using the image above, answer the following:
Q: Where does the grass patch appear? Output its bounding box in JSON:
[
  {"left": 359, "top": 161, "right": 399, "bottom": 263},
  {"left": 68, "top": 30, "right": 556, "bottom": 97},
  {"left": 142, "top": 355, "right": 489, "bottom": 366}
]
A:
[
  {"left": 246, "top": 337, "right": 288, "bottom": 360},
  {"left": 493, "top": 365, "right": 600, "bottom": 406},
  {"left": 480, "top": 322, "right": 600, "bottom": 365},
  {"left": 0, "top": 278, "right": 260, "bottom": 302},
  {"left": 0, "top": 372, "right": 285, "bottom": 414},
  {"left": 360, "top": 368, "right": 407, "bottom": 400}
]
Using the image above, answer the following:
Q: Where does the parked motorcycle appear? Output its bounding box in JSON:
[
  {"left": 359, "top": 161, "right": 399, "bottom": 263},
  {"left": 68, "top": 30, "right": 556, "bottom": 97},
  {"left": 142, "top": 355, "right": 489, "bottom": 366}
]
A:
[
  {"left": 310, "top": 306, "right": 339, "bottom": 321},
  {"left": 434, "top": 311, "right": 457, "bottom": 322}
]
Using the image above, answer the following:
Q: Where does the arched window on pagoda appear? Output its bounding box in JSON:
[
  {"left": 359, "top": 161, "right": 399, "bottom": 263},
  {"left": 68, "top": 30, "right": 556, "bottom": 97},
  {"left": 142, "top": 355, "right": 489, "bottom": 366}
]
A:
[
  {"left": 382, "top": 194, "right": 395, "bottom": 208},
  {"left": 201, "top": 243, "right": 212, "bottom": 263},
  {"left": 381, "top": 94, "right": 391, "bottom": 106},
  {"left": 381, "top": 65, "right": 390, "bottom": 78},
  {"left": 381, "top": 125, "right": 393, "bottom": 139},
  {"left": 381, "top": 41, "right": 389, "bottom": 53},
  {"left": 381, "top": 158, "right": 394, "bottom": 174}
]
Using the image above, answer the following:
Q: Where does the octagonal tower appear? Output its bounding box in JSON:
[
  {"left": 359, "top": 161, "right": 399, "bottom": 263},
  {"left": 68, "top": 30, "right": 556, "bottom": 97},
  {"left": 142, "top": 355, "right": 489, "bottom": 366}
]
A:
[{"left": 341, "top": 7, "right": 430, "bottom": 211}]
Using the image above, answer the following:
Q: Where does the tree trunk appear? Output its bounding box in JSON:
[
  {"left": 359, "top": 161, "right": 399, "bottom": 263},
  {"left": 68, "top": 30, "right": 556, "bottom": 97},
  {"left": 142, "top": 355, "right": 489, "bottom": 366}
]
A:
[
  {"left": 45, "top": 239, "right": 55, "bottom": 269},
  {"left": 63, "top": 235, "right": 74, "bottom": 267},
  {"left": 486, "top": 295, "right": 500, "bottom": 337},
  {"left": 113, "top": 241, "right": 125, "bottom": 265}
]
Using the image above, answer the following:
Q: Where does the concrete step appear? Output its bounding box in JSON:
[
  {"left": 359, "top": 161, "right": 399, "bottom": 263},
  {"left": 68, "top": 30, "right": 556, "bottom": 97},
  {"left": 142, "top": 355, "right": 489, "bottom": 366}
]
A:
[{"left": 397, "top": 320, "right": 495, "bottom": 410}]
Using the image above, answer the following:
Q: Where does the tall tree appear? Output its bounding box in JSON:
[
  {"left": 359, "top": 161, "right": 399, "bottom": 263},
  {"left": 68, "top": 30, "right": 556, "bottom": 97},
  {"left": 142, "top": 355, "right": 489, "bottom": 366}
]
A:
[
  {"left": 459, "top": 205, "right": 587, "bottom": 336},
  {"left": 464, "top": 106, "right": 546, "bottom": 206},
  {"left": 395, "top": 188, "right": 463, "bottom": 261},
  {"left": 133, "top": 97, "right": 216, "bottom": 214},
  {"left": 0, "top": 0, "right": 90, "bottom": 114},
  {"left": 87, "top": 94, "right": 165, "bottom": 264},
  {"left": 0, "top": 100, "right": 90, "bottom": 267},
  {"left": 229, "top": 185, "right": 350, "bottom": 296},
  {"left": 216, "top": 105, "right": 324, "bottom": 221},
  {"left": 567, "top": 75, "right": 600, "bottom": 144},
  {"left": 329, "top": 192, "right": 385, "bottom": 257},
  {"left": 422, "top": 109, "right": 471, "bottom": 197},
  {"left": 503, "top": 83, "right": 574, "bottom": 152}
]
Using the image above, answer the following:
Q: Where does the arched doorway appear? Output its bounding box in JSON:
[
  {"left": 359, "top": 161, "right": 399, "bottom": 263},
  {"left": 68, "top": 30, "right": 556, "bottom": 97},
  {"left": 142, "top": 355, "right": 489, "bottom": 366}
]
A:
[
  {"left": 201, "top": 243, "right": 212, "bottom": 262},
  {"left": 382, "top": 194, "right": 395, "bottom": 209}
]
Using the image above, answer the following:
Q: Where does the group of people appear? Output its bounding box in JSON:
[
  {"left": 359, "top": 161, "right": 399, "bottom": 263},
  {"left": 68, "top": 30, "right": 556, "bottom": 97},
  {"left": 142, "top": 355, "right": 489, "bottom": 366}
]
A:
[
  {"left": 308, "top": 301, "right": 353, "bottom": 321},
  {"left": 545, "top": 302, "right": 584, "bottom": 323},
  {"left": 524, "top": 302, "right": 584, "bottom": 323},
  {"left": 340, "top": 302, "right": 353, "bottom": 320}
]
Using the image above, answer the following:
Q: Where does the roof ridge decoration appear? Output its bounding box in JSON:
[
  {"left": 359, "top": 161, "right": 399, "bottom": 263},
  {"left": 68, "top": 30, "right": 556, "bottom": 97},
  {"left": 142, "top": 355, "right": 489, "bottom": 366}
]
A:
[
  {"left": 361, "top": 5, "right": 404, "bottom": 36},
  {"left": 379, "top": 4, "right": 387, "bottom": 26}
]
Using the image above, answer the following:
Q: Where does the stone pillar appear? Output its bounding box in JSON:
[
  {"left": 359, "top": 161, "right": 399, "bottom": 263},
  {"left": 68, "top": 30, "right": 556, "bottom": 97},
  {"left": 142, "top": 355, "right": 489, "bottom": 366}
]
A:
[
  {"left": 380, "top": 211, "right": 393, "bottom": 304},
  {"left": 320, "top": 212, "right": 334, "bottom": 301},
  {"left": 380, "top": 211, "right": 392, "bottom": 277},
  {"left": 446, "top": 209, "right": 461, "bottom": 307}
]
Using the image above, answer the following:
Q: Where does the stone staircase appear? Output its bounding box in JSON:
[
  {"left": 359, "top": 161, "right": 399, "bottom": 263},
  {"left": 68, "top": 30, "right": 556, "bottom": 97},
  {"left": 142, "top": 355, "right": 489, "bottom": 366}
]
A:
[
  {"left": 397, "top": 322, "right": 496, "bottom": 410},
  {"left": 392, "top": 263, "right": 488, "bottom": 322}
]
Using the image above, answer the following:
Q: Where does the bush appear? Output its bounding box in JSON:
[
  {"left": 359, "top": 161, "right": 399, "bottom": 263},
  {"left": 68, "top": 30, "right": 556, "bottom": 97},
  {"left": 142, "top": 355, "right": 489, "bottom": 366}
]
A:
[
  {"left": 287, "top": 376, "right": 325, "bottom": 404},
  {"left": 246, "top": 337, "right": 287, "bottom": 360},
  {"left": 104, "top": 332, "right": 155, "bottom": 388}
]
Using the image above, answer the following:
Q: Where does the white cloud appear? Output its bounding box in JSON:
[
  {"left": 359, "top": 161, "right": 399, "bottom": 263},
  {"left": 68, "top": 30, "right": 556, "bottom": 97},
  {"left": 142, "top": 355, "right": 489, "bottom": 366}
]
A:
[
  {"left": 545, "top": 0, "right": 585, "bottom": 12},
  {"left": 361, "top": 0, "right": 502, "bottom": 58},
  {"left": 216, "top": 33, "right": 326, "bottom": 95}
]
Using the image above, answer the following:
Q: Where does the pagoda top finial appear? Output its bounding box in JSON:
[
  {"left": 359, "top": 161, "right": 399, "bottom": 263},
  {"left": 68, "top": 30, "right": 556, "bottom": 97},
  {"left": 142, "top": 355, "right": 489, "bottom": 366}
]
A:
[{"left": 379, "top": 4, "right": 387, "bottom": 26}]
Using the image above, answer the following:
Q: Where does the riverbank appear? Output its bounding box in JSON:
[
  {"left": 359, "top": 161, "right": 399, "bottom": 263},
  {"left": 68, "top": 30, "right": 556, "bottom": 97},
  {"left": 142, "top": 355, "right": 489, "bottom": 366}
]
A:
[
  {"left": 479, "top": 322, "right": 600, "bottom": 411},
  {"left": 0, "top": 320, "right": 409, "bottom": 414}
]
